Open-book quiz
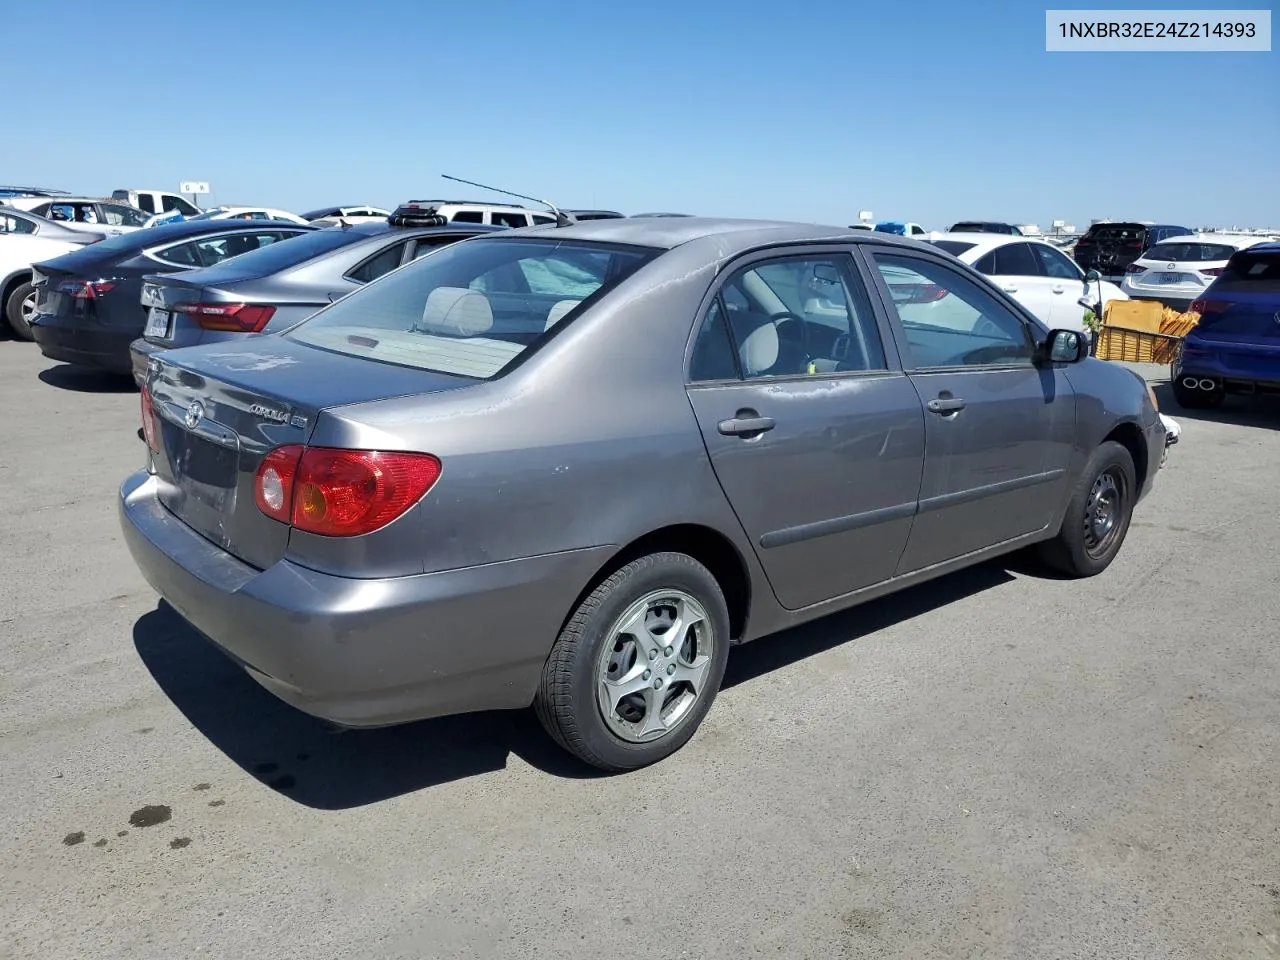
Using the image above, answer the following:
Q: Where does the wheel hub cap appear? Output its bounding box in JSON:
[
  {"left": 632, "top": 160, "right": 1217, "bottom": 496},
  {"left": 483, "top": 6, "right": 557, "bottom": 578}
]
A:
[
  {"left": 1083, "top": 469, "right": 1124, "bottom": 556},
  {"left": 596, "top": 590, "right": 714, "bottom": 743}
]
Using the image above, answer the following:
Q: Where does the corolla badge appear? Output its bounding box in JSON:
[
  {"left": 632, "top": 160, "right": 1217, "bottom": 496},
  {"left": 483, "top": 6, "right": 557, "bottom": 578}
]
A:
[
  {"left": 184, "top": 401, "right": 204, "bottom": 429},
  {"left": 250, "top": 403, "right": 290, "bottom": 423}
]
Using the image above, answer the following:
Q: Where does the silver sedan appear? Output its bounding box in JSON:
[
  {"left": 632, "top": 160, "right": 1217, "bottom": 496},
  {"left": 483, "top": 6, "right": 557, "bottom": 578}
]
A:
[{"left": 120, "top": 218, "right": 1170, "bottom": 770}]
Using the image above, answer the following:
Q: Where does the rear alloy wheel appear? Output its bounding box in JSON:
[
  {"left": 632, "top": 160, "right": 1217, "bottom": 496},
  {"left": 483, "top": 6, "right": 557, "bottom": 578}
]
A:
[
  {"left": 1038, "top": 440, "right": 1137, "bottom": 577},
  {"left": 4, "top": 281, "right": 37, "bottom": 341},
  {"left": 535, "top": 552, "right": 730, "bottom": 771}
]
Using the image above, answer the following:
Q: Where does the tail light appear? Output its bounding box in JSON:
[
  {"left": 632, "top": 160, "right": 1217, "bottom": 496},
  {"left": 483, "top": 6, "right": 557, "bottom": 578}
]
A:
[
  {"left": 173, "top": 302, "right": 277, "bottom": 332},
  {"left": 1125, "top": 263, "right": 1146, "bottom": 274},
  {"left": 1200, "top": 267, "right": 1224, "bottom": 277},
  {"left": 254, "top": 446, "right": 442, "bottom": 537},
  {"left": 1189, "top": 298, "right": 1228, "bottom": 315},
  {"left": 58, "top": 279, "right": 116, "bottom": 299},
  {"left": 140, "top": 386, "right": 160, "bottom": 452}
]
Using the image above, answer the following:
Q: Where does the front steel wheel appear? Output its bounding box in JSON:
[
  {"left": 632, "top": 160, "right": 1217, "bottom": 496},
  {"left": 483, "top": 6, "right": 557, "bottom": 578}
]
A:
[
  {"left": 1038, "top": 440, "right": 1137, "bottom": 577},
  {"left": 536, "top": 552, "right": 731, "bottom": 771},
  {"left": 1082, "top": 466, "right": 1127, "bottom": 560}
]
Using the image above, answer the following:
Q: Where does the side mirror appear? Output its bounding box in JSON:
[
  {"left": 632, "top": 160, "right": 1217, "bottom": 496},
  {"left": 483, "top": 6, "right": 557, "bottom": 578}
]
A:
[
  {"left": 1038, "top": 329, "right": 1088, "bottom": 364},
  {"left": 1083, "top": 269, "right": 1101, "bottom": 284}
]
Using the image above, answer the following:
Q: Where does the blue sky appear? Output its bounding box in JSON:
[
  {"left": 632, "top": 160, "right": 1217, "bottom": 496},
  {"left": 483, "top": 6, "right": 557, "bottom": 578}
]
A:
[{"left": 2, "top": 0, "right": 1275, "bottom": 228}]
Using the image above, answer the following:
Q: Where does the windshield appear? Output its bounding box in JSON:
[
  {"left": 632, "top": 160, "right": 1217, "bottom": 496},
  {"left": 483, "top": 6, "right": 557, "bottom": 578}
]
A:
[
  {"left": 287, "top": 238, "right": 659, "bottom": 379},
  {"left": 1144, "top": 242, "right": 1240, "bottom": 263},
  {"left": 929, "top": 240, "right": 976, "bottom": 257}
]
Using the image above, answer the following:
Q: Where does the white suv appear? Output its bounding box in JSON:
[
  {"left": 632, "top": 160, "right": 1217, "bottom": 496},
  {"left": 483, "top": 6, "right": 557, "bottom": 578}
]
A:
[{"left": 390, "top": 201, "right": 560, "bottom": 229}]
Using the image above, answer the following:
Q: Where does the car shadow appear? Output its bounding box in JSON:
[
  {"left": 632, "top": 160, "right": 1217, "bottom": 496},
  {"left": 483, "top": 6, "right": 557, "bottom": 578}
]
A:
[
  {"left": 1152, "top": 382, "right": 1280, "bottom": 429},
  {"left": 38, "top": 365, "right": 136, "bottom": 393},
  {"left": 134, "top": 561, "right": 1018, "bottom": 809}
]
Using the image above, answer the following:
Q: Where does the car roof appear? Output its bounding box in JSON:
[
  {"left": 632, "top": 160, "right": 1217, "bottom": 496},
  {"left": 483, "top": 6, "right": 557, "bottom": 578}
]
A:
[
  {"left": 118, "top": 217, "right": 317, "bottom": 246},
  {"left": 927, "top": 232, "right": 1049, "bottom": 253},
  {"left": 503, "top": 217, "right": 930, "bottom": 254},
  {"left": 319, "top": 221, "right": 504, "bottom": 239},
  {"left": 1143, "top": 233, "right": 1264, "bottom": 247}
]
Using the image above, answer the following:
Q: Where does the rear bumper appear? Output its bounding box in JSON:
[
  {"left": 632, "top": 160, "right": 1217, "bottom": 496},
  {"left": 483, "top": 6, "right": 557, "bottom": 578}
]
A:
[
  {"left": 1174, "top": 340, "right": 1280, "bottom": 393},
  {"left": 30, "top": 314, "right": 135, "bottom": 374},
  {"left": 119, "top": 470, "right": 613, "bottom": 727}
]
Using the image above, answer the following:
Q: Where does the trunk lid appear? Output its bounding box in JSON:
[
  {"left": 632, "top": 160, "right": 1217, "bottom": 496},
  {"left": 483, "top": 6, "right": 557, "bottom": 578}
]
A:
[{"left": 145, "top": 336, "right": 477, "bottom": 570}]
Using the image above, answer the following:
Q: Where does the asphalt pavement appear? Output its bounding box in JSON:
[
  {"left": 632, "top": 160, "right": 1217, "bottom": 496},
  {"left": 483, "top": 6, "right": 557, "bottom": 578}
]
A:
[{"left": 2, "top": 340, "right": 1278, "bottom": 960}]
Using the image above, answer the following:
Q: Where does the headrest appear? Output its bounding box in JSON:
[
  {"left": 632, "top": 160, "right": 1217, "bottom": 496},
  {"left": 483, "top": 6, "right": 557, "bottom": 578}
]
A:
[
  {"left": 544, "top": 299, "right": 581, "bottom": 331},
  {"left": 421, "top": 286, "right": 493, "bottom": 336},
  {"left": 739, "top": 321, "right": 778, "bottom": 376}
]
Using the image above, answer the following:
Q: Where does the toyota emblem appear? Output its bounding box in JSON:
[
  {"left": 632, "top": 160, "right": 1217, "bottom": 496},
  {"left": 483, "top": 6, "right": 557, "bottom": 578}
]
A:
[
  {"left": 1274, "top": 311, "right": 1280, "bottom": 327},
  {"left": 184, "top": 401, "right": 204, "bottom": 429}
]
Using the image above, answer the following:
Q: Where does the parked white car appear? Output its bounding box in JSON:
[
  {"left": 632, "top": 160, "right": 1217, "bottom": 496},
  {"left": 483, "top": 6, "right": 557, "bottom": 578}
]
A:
[
  {"left": 4, "top": 196, "right": 148, "bottom": 237},
  {"left": 1121, "top": 233, "right": 1268, "bottom": 308},
  {"left": 186, "top": 206, "right": 310, "bottom": 225},
  {"left": 0, "top": 208, "right": 103, "bottom": 338},
  {"left": 927, "top": 232, "right": 1125, "bottom": 332}
]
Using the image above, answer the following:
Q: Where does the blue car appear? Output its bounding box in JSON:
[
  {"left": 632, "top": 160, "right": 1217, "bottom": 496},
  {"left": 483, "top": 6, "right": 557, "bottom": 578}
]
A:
[{"left": 1173, "top": 241, "right": 1280, "bottom": 409}]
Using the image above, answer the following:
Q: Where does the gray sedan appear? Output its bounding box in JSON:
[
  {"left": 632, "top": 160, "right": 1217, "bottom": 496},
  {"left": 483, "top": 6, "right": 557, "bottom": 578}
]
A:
[
  {"left": 129, "top": 221, "right": 501, "bottom": 384},
  {"left": 120, "top": 218, "right": 1170, "bottom": 771}
]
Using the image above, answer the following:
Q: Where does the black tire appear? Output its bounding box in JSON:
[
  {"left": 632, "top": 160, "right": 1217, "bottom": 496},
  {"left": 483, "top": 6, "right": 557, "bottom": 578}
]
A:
[
  {"left": 535, "top": 552, "right": 731, "bottom": 771},
  {"left": 1171, "top": 376, "right": 1224, "bottom": 409},
  {"left": 4, "top": 280, "right": 36, "bottom": 341},
  {"left": 1038, "top": 441, "right": 1137, "bottom": 578}
]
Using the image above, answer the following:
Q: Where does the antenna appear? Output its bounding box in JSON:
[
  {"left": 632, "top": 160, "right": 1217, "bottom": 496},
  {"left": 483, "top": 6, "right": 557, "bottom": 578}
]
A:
[{"left": 441, "top": 174, "right": 572, "bottom": 227}]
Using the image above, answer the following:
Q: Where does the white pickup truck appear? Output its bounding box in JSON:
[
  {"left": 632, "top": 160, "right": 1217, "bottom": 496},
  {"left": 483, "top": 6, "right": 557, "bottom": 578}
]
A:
[{"left": 111, "top": 189, "right": 202, "bottom": 219}]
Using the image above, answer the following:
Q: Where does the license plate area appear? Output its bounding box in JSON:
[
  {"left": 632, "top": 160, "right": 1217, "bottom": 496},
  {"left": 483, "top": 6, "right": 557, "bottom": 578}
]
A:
[
  {"left": 1159, "top": 273, "right": 1183, "bottom": 284},
  {"left": 157, "top": 417, "right": 240, "bottom": 527},
  {"left": 145, "top": 306, "right": 172, "bottom": 339}
]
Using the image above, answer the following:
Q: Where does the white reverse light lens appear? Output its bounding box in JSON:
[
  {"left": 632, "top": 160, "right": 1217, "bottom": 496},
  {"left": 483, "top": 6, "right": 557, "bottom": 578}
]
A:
[{"left": 261, "top": 468, "right": 285, "bottom": 512}]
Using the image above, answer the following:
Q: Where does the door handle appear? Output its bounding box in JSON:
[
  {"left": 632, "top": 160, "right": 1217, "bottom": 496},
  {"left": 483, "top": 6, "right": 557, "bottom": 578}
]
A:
[
  {"left": 1000, "top": 285, "right": 1018, "bottom": 293},
  {"left": 717, "top": 415, "right": 776, "bottom": 437},
  {"left": 1051, "top": 284, "right": 1066, "bottom": 294},
  {"left": 927, "top": 397, "right": 967, "bottom": 414}
]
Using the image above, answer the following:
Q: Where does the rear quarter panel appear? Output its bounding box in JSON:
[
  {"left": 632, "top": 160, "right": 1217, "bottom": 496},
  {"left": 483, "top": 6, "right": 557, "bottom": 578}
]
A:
[{"left": 286, "top": 241, "right": 768, "bottom": 604}]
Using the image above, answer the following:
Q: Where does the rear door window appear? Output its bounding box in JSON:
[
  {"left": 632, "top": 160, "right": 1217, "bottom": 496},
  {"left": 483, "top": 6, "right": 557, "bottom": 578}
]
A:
[
  {"left": 491, "top": 211, "right": 530, "bottom": 228},
  {"left": 135, "top": 194, "right": 156, "bottom": 213},
  {"left": 346, "top": 240, "right": 411, "bottom": 283},
  {"left": 1033, "top": 244, "right": 1083, "bottom": 279},
  {"left": 450, "top": 210, "right": 484, "bottom": 224},
  {"left": 0, "top": 214, "right": 36, "bottom": 235},
  {"left": 990, "top": 243, "right": 1041, "bottom": 277}
]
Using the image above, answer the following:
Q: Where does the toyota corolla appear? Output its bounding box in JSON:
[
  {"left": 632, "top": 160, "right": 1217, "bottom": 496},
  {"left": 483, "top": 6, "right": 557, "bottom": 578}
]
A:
[{"left": 120, "top": 218, "right": 1169, "bottom": 771}]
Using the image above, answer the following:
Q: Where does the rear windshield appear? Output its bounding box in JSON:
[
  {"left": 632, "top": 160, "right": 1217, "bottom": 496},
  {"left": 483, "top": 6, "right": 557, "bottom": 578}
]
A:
[
  {"left": 1144, "top": 242, "right": 1239, "bottom": 263},
  {"left": 286, "top": 238, "right": 659, "bottom": 379},
  {"left": 950, "top": 222, "right": 1012, "bottom": 234},
  {"left": 1215, "top": 250, "right": 1280, "bottom": 293},
  {"left": 930, "top": 240, "right": 976, "bottom": 257},
  {"left": 196, "top": 227, "right": 367, "bottom": 274},
  {"left": 1084, "top": 224, "right": 1145, "bottom": 241}
]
